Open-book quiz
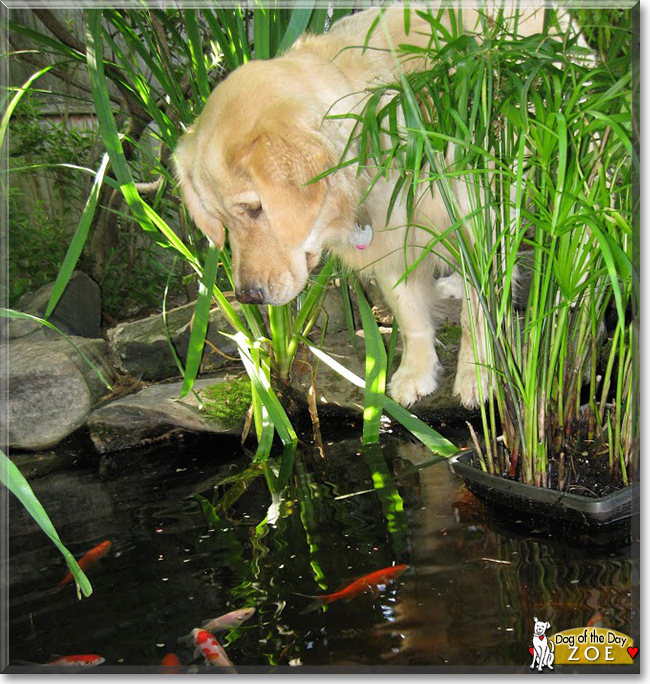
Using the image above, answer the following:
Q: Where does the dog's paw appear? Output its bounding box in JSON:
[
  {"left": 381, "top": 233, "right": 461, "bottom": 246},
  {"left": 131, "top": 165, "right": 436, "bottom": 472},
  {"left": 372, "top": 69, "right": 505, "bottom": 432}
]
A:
[
  {"left": 453, "top": 363, "right": 489, "bottom": 409},
  {"left": 389, "top": 365, "right": 439, "bottom": 407}
]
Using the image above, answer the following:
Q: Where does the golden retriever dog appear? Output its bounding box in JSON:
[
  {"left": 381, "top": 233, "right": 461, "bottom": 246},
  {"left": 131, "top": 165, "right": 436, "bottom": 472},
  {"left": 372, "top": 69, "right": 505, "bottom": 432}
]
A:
[{"left": 174, "top": 3, "right": 548, "bottom": 408}]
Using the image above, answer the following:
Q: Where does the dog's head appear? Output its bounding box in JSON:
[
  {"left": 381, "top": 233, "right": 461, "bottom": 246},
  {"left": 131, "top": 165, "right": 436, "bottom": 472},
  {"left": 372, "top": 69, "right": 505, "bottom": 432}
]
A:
[
  {"left": 533, "top": 617, "right": 551, "bottom": 637},
  {"left": 175, "top": 60, "right": 359, "bottom": 305}
]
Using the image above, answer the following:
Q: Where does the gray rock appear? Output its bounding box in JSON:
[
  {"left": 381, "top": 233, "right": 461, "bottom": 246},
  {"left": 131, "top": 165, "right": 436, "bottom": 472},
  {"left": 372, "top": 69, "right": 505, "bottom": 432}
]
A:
[
  {"left": 9, "top": 449, "right": 80, "bottom": 480},
  {"left": 7, "top": 271, "right": 102, "bottom": 340},
  {"left": 46, "top": 336, "right": 116, "bottom": 403},
  {"left": 87, "top": 375, "right": 245, "bottom": 453},
  {"left": 107, "top": 302, "right": 240, "bottom": 382},
  {"left": 2, "top": 343, "right": 92, "bottom": 451},
  {"left": 2, "top": 335, "right": 115, "bottom": 451}
]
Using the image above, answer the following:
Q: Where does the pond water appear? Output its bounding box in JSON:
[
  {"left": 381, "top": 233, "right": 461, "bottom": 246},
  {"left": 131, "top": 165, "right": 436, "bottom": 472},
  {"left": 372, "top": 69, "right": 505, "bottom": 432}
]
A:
[{"left": 6, "top": 424, "right": 639, "bottom": 673}]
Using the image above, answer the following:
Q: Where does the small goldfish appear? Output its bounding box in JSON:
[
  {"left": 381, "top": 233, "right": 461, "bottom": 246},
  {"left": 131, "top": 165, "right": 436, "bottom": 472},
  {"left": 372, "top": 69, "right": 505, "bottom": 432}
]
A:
[
  {"left": 56, "top": 540, "right": 112, "bottom": 591},
  {"left": 303, "top": 564, "right": 408, "bottom": 609},
  {"left": 160, "top": 653, "right": 182, "bottom": 672},
  {"left": 201, "top": 607, "right": 256, "bottom": 632},
  {"left": 190, "top": 629, "right": 233, "bottom": 668},
  {"left": 45, "top": 654, "right": 105, "bottom": 667},
  {"left": 587, "top": 613, "right": 607, "bottom": 628}
]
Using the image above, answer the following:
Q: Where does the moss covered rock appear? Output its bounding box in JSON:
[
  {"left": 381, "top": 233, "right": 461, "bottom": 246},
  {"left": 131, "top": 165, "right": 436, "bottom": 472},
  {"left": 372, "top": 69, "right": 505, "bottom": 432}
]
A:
[{"left": 200, "top": 377, "right": 252, "bottom": 428}]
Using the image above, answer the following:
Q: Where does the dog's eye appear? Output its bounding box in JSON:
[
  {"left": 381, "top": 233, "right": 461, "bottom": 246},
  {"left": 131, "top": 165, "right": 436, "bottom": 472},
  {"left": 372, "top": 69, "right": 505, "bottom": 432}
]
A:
[{"left": 241, "top": 204, "right": 263, "bottom": 220}]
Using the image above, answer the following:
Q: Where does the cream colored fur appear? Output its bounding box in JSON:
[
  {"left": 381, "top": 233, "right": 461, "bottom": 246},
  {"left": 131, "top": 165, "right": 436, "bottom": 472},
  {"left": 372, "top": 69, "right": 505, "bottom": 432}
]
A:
[{"left": 175, "top": 2, "right": 549, "bottom": 408}]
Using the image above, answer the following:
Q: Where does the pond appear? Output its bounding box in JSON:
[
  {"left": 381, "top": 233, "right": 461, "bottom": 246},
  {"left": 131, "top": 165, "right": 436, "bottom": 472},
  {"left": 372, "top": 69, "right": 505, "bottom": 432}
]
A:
[{"left": 6, "top": 422, "right": 639, "bottom": 673}]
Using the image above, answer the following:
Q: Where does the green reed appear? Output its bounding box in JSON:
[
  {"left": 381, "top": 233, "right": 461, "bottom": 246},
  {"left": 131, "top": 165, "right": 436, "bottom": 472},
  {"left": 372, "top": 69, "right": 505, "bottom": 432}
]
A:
[{"left": 332, "top": 5, "right": 636, "bottom": 486}]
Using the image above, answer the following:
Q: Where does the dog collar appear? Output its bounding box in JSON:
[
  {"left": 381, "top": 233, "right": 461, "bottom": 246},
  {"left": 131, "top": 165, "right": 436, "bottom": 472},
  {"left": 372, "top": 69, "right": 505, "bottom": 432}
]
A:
[{"left": 350, "top": 221, "right": 373, "bottom": 250}]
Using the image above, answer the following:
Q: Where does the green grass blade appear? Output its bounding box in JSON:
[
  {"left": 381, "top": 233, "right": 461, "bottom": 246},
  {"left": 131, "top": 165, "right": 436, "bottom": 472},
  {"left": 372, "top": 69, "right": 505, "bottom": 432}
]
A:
[
  {"left": 86, "top": 10, "right": 198, "bottom": 267},
  {"left": 161, "top": 263, "right": 188, "bottom": 378},
  {"left": 4, "top": 20, "right": 83, "bottom": 61},
  {"left": 254, "top": 2, "right": 271, "bottom": 60},
  {"left": 232, "top": 332, "right": 297, "bottom": 446},
  {"left": 382, "top": 397, "right": 458, "bottom": 457},
  {"left": 284, "top": 259, "right": 335, "bottom": 366},
  {"left": 183, "top": 9, "right": 211, "bottom": 102},
  {"left": 351, "top": 278, "right": 386, "bottom": 445},
  {"left": 180, "top": 242, "right": 220, "bottom": 399},
  {"left": 278, "top": 3, "right": 314, "bottom": 53},
  {"left": 1, "top": 449, "right": 92, "bottom": 598},
  {"left": 0, "top": 64, "right": 54, "bottom": 152},
  {"left": 44, "top": 153, "right": 110, "bottom": 320},
  {"left": 339, "top": 276, "right": 358, "bottom": 353}
]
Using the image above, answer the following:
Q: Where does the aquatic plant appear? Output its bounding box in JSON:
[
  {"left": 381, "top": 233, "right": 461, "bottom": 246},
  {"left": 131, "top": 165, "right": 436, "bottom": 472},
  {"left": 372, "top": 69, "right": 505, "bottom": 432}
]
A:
[{"left": 334, "top": 5, "right": 637, "bottom": 487}]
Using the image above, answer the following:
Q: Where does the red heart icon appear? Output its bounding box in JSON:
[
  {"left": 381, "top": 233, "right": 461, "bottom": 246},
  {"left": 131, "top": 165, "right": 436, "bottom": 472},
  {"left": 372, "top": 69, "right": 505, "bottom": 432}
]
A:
[
  {"left": 539, "top": 635, "right": 545, "bottom": 640},
  {"left": 529, "top": 647, "right": 534, "bottom": 656},
  {"left": 628, "top": 647, "right": 638, "bottom": 659}
]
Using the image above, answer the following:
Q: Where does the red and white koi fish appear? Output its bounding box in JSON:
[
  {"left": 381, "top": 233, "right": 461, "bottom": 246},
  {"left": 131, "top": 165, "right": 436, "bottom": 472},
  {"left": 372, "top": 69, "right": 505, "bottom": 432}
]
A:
[
  {"left": 45, "top": 654, "right": 105, "bottom": 667},
  {"left": 201, "top": 607, "right": 256, "bottom": 632},
  {"left": 191, "top": 629, "right": 233, "bottom": 668},
  {"left": 55, "top": 540, "right": 112, "bottom": 591},
  {"left": 302, "top": 564, "right": 408, "bottom": 610}
]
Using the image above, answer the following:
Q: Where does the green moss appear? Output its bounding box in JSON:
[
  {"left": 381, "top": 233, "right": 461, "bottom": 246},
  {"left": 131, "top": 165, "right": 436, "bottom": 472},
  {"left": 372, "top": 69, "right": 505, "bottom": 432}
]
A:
[
  {"left": 200, "top": 378, "right": 252, "bottom": 428},
  {"left": 439, "top": 324, "right": 462, "bottom": 343},
  {"left": 437, "top": 324, "right": 462, "bottom": 365}
]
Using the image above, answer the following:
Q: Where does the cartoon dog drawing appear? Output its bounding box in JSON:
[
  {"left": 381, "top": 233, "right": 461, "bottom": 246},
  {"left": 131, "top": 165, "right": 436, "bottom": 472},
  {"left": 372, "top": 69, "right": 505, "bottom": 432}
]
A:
[{"left": 531, "top": 617, "right": 555, "bottom": 671}]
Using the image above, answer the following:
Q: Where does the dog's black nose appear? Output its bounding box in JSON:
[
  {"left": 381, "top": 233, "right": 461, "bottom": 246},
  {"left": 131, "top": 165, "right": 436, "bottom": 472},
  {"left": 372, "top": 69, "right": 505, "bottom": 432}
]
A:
[{"left": 236, "top": 287, "right": 266, "bottom": 305}]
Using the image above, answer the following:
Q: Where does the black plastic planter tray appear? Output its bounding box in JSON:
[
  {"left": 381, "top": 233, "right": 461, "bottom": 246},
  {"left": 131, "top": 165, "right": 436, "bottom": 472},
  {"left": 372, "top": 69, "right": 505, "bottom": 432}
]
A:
[{"left": 448, "top": 450, "right": 639, "bottom": 527}]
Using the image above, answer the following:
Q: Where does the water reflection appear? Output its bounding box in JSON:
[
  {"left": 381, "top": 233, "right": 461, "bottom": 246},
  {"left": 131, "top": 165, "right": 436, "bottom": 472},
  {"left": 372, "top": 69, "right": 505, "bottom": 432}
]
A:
[{"left": 7, "top": 433, "right": 638, "bottom": 671}]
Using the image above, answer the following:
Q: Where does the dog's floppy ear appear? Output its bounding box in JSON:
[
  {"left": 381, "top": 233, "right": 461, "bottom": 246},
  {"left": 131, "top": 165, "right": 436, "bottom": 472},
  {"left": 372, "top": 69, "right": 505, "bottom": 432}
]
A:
[
  {"left": 174, "top": 132, "right": 226, "bottom": 248},
  {"left": 228, "top": 113, "right": 331, "bottom": 246}
]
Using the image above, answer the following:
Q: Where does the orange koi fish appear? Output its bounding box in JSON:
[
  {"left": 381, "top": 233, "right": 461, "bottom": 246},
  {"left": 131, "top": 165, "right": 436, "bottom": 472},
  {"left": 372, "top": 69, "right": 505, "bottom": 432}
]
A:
[
  {"left": 45, "top": 654, "right": 105, "bottom": 667},
  {"left": 56, "top": 540, "right": 112, "bottom": 591},
  {"left": 190, "top": 629, "right": 233, "bottom": 668},
  {"left": 306, "top": 564, "right": 408, "bottom": 607},
  {"left": 161, "top": 653, "right": 181, "bottom": 666},
  {"left": 160, "top": 653, "right": 182, "bottom": 672}
]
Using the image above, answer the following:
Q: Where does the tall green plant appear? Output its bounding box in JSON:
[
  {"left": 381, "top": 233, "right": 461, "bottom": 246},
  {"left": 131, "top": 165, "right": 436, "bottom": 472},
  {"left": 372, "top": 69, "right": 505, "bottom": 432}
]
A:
[{"left": 333, "top": 6, "right": 635, "bottom": 486}]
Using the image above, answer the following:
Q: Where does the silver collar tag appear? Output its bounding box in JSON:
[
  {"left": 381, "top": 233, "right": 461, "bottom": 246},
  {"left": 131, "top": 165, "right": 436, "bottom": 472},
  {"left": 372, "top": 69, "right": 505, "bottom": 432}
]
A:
[{"left": 350, "top": 221, "right": 373, "bottom": 250}]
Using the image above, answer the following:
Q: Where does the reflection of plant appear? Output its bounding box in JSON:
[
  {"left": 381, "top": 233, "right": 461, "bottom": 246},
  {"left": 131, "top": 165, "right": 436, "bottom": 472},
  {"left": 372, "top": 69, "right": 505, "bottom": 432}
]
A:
[
  {"left": 337, "top": 7, "right": 636, "bottom": 487},
  {"left": 191, "top": 437, "right": 416, "bottom": 662}
]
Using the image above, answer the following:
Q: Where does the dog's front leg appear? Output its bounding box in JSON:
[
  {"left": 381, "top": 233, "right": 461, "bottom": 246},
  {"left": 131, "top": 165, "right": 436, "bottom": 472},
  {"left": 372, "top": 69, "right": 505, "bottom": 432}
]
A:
[{"left": 379, "top": 274, "right": 440, "bottom": 407}]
